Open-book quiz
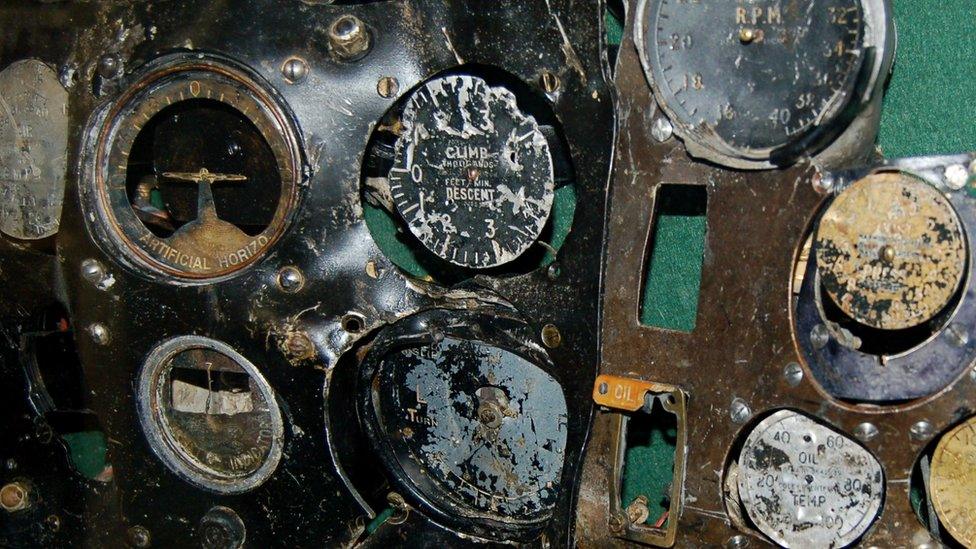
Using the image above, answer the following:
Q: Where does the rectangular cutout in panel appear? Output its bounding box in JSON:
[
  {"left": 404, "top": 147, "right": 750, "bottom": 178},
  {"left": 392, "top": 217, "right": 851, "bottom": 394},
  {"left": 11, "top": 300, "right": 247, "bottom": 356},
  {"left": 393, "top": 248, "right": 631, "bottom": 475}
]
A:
[
  {"left": 639, "top": 185, "right": 707, "bottom": 332},
  {"left": 621, "top": 398, "right": 678, "bottom": 529}
]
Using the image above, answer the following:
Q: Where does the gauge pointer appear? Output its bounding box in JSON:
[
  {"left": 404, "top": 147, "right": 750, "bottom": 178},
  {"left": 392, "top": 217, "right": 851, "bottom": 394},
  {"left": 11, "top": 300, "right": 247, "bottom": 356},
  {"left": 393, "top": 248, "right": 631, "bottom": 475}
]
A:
[{"left": 162, "top": 168, "right": 247, "bottom": 221}]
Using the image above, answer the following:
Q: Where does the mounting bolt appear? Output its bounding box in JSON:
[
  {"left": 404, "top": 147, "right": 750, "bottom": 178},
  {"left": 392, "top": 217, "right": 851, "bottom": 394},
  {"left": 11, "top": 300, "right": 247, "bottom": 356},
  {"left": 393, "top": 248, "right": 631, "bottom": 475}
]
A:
[
  {"left": 945, "top": 323, "right": 970, "bottom": 347},
  {"left": 910, "top": 420, "right": 934, "bottom": 441},
  {"left": 812, "top": 171, "right": 835, "bottom": 194},
  {"left": 281, "top": 57, "right": 309, "bottom": 84},
  {"left": 783, "top": 362, "right": 804, "bottom": 387},
  {"left": 97, "top": 54, "right": 121, "bottom": 79},
  {"left": 539, "top": 70, "right": 560, "bottom": 94},
  {"left": 853, "top": 422, "right": 879, "bottom": 442},
  {"left": 624, "top": 495, "right": 650, "bottom": 524},
  {"left": 377, "top": 76, "right": 399, "bottom": 98},
  {"left": 944, "top": 164, "right": 969, "bottom": 190},
  {"left": 127, "top": 525, "right": 151, "bottom": 548},
  {"left": 810, "top": 323, "right": 830, "bottom": 349},
  {"left": 729, "top": 398, "right": 751, "bottom": 424},
  {"left": 88, "top": 323, "right": 110, "bottom": 345},
  {"left": 541, "top": 324, "right": 562, "bottom": 348},
  {"left": 276, "top": 266, "right": 305, "bottom": 293},
  {"left": 0, "top": 482, "right": 29, "bottom": 512},
  {"left": 328, "top": 15, "right": 371, "bottom": 61},
  {"left": 650, "top": 116, "right": 673, "bottom": 142}
]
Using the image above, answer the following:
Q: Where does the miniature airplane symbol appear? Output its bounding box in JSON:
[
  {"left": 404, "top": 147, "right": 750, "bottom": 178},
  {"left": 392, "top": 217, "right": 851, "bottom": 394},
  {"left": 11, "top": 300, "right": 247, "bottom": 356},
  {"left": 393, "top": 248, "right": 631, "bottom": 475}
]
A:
[{"left": 161, "top": 168, "right": 247, "bottom": 221}]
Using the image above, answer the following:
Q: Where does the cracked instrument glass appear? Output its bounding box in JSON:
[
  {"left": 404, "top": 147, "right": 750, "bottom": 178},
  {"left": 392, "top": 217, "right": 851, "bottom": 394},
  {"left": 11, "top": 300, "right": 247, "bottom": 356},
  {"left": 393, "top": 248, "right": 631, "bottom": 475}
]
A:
[{"left": 91, "top": 60, "right": 301, "bottom": 278}]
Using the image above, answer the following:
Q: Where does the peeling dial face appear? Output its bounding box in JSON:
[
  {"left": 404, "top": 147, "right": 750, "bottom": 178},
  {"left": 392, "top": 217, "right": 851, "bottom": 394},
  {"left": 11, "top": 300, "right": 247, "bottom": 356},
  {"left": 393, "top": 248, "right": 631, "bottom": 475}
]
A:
[
  {"left": 736, "top": 410, "right": 884, "bottom": 548},
  {"left": 640, "top": 0, "right": 866, "bottom": 163},
  {"left": 815, "top": 172, "right": 967, "bottom": 330},
  {"left": 0, "top": 60, "right": 68, "bottom": 240},
  {"left": 389, "top": 75, "right": 555, "bottom": 269},
  {"left": 370, "top": 337, "right": 567, "bottom": 522},
  {"left": 930, "top": 417, "right": 976, "bottom": 547}
]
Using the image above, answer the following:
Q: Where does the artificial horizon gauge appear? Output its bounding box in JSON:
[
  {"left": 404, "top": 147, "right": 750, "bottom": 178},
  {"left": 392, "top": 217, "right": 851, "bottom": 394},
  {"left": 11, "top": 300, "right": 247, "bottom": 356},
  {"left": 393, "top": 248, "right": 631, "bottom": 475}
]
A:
[
  {"left": 929, "top": 416, "right": 976, "bottom": 547},
  {"left": 137, "top": 336, "right": 284, "bottom": 494},
  {"left": 88, "top": 57, "right": 302, "bottom": 279},
  {"left": 0, "top": 59, "right": 69, "bottom": 240},
  {"left": 635, "top": 0, "right": 890, "bottom": 168},
  {"left": 815, "top": 172, "right": 967, "bottom": 330},
  {"left": 359, "top": 332, "right": 568, "bottom": 535},
  {"left": 735, "top": 410, "right": 884, "bottom": 548},
  {"left": 389, "top": 75, "right": 555, "bottom": 269}
]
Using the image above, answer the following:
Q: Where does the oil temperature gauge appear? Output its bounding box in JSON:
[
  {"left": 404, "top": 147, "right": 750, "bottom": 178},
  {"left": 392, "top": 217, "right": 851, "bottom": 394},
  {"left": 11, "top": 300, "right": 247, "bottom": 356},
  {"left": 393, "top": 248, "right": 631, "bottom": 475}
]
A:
[
  {"left": 87, "top": 56, "right": 302, "bottom": 279},
  {"left": 358, "top": 316, "right": 567, "bottom": 538},
  {"left": 636, "top": 0, "right": 891, "bottom": 167},
  {"left": 389, "top": 75, "right": 555, "bottom": 269}
]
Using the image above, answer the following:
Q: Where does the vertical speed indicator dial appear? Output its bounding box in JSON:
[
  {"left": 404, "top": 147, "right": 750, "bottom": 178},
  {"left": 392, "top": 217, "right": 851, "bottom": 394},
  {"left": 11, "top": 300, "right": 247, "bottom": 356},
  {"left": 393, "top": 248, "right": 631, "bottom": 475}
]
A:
[
  {"left": 389, "top": 75, "right": 555, "bottom": 269},
  {"left": 637, "top": 0, "right": 873, "bottom": 167}
]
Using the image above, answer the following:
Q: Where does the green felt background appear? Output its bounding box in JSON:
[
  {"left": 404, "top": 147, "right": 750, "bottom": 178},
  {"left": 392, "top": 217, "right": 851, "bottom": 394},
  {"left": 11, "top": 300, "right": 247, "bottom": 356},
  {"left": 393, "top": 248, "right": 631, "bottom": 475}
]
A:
[{"left": 614, "top": 0, "right": 976, "bottom": 524}]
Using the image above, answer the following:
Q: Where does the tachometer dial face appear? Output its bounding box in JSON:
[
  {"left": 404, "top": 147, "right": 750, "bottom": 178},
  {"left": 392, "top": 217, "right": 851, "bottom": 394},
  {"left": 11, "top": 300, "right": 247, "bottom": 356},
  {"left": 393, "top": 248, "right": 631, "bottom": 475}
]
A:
[
  {"left": 389, "top": 75, "right": 555, "bottom": 269},
  {"left": 367, "top": 337, "right": 568, "bottom": 524},
  {"left": 638, "top": 0, "right": 867, "bottom": 164},
  {"left": 92, "top": 60, "right": 301, "bottom": 278}
]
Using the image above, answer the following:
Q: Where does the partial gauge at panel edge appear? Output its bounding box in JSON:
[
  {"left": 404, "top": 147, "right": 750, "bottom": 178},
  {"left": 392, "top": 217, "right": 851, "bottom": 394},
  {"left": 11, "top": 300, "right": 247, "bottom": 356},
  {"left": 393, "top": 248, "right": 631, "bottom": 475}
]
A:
[
  {"left": 86, "top": 55, "right": 303, "bottom": 280},
  {"left": 636, "top": 0, "right": 892, "bottom": 169},
  {"left": 356, "top": 311, "right": 568, "bottom": 540}
]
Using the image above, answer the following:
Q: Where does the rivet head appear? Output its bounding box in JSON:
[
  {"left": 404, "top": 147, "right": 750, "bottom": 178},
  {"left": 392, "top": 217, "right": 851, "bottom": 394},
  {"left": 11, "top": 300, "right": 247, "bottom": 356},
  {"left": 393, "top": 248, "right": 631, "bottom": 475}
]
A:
[
  {"left": 81, "top": 258, "right": 107, "bottom": 284},
  {"left": 281, "top": 57, "right": 309, "bottom": 84},
  {"left": 539, "top": 70, "right": 560, "bottom": 94},
  {"left": 0, "top": 482, "right": 29, "bottom": 512},
  {"left": 810, "top": 323, "right": 830, "bottom": 349},
  {"left": 126, "top": 525, "right": 151, "bottom": 548},
  {"left": 88, "top": 323, "right": 110, "bottom": 345},
  {"left": 651, "top": 116, "right": 673, "bottom": 142},
  {"left": 276, "top": 266, "right": 304, "bottom": 293},
  {"left": 910, "top": 420, "right": 934, "bottom": 441},
  {"left": 784, "top": 362, "right": 804, "bottom": 387},
  {"left": 377, "top": 76, "right": 399, "bottom": 98},
  {"left": 328, "top": 15, "right": 371, "bottom": 61},
  {"left": 853, "top": 422, "right": 879, "bottom": 442},
  {"left": 541, "top": 324, "right": 562, "bottom": 348},
  {"left": 729, "top": 398, "right": 751, "bottom": 424},
  {"left": 945, "top": 164, "right": 969, "bottom": 190}
]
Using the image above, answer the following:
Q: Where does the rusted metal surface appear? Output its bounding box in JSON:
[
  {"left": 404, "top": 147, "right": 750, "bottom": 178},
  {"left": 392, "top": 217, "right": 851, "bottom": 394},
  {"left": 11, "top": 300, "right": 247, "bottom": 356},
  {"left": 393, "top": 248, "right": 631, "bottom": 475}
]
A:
[
  {"left": 816, "top": 172, "right": 966, "bottom": 331},
  {"left": 576, "top": 1, "right": 969, "bottom": 547}
]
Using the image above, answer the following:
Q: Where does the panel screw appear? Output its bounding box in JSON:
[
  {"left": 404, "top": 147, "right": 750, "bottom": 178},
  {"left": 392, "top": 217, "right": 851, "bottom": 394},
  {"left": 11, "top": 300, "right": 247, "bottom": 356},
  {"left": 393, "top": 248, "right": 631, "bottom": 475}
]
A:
[
  {"left": 127, "top": 525, "right": 151, "bottom": 548},
  {"left": 651, "top": 116, "right": 673, "bottom": 142},
  {"left": 546, "top": 263, "right": 561, "bottom": 280},
  {"left": 97, "top": 54, "right": 121, "bottom": 79},
  {"left": 282, "top": 332, "right": 315, "bottom": 363},
  {"left": 944, "top": 164, "right": 968, "bottom": 190},
  {"left": 80, "top": 258, "right": 113, "bottom": 289},
  {"left": 729, "top": 398, "right": 751, "bottom": 424},
  {"left": 726, "top": 535, "right": 750, "bottom": 548},
  {"left": 88, "top": 323, "right": 110, "bottom": 345},
  {"left": 598, "top": 382, "right": 609, "bottom": 395},
  {"left": 910, "top": 420, "right": 934, "bottom": 441},
  {"left": 328, "top": 15, "right": 371, "bottom": 61},
  {"left": 853, "top": 422, "right": 879, "bottom": 442},
  {"left": 944, "top": 323, "right": 969, "bottom": 347},
  {"left": 377, "top": 76, "right": 399, "bottom": 98},
  {"left": 0, "top": 482, "right": 29, "bottom": 512},
  {"left": 281, "top": 57, "right": 309, "bottom": 84},
  {"left": 810, "top": 323, "right": 830, "bottom": 349},
  {"left": 541, "top": 324, "right": 562, "bottom": 348},
  {"left": 199, "top": 506, "right": 245, "bottom": 549},
  {"left": 45, "top": 514, "right": 61, "bottom": 532},
  {"left": 276, "top": 266, "right": 305, "bottom": 293},
  {"left": 812, "top": 172, "right": 835, "bottom": 194},
  {"left": 784, "top": 362, "right": 804, "bottom": 387},
  {"left": 539, "top": 70, "right": 560, "bottom": 94}
]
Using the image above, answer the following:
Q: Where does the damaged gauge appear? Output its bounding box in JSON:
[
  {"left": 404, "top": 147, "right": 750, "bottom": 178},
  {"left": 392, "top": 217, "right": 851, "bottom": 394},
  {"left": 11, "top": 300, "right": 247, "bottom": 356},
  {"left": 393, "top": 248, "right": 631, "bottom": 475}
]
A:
[
  {"left": 87, "top": 56, "right": 302, "bottom": 279},
  {"left": 137, "top": 336, "right": 284, "bottom": 494},
  {"left": 636, "top": 0, "right": 890, "bottom": 168},
  {"left": 386, "top": 74, "right": 555, "bottom": 269},
  {"left": 732, "top": 410, "right": 884, "bottom": 548},
  {"left": 357, "top": 314, "right": 568, "bottom": 539}
]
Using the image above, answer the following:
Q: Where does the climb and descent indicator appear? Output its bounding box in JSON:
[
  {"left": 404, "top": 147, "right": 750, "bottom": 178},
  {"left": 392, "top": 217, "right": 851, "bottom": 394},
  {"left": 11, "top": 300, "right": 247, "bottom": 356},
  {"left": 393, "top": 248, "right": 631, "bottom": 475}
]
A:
[
  {"left": 816, "top": 172, "right": 967, "bottom": 330},
  {"left": 389, "top": 75, "right": 555, "bottom": 269},
  {"left": 737, "top": 410, "right": 884, "bottom": 548}
]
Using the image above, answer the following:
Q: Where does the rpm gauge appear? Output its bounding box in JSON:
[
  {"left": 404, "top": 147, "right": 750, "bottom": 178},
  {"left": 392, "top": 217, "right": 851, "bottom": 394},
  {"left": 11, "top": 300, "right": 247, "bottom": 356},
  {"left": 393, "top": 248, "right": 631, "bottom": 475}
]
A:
[
  {"left": 88, "top": 57, "right": 302, "bottom": 279},
  {"left": 637, "top": 0, "right": 883, "bottom": 167}
]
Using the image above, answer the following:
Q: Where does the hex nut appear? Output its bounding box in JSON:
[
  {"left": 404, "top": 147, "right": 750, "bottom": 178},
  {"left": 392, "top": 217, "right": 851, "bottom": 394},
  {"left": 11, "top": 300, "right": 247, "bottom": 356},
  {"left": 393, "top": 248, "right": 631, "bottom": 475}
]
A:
[{"left": 328, "top": 15, "right": 371, "bottom": 61}]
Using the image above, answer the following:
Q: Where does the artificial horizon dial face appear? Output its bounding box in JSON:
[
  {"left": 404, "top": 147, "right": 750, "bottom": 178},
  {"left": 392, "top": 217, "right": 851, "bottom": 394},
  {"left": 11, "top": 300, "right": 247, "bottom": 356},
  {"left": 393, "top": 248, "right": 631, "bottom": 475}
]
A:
[
  {"left": 389, "top": 75, "right": 555, "bottom": 269},
  {"left": 640, "top": 0, "right": 867, "bottom": 164},
  {"left": 815, "top": 172, "right": 967, "bottom": 330},
  {"left": 92, "top": 60, "right": 301, "bottom": 279},
  {"left": 369, "top": 337, "right": 568, "bottom": 523}
]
